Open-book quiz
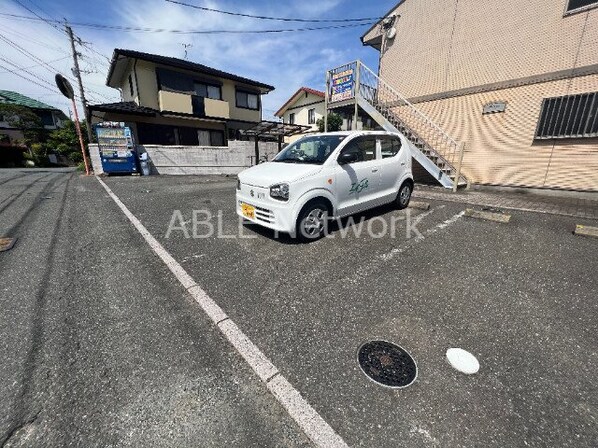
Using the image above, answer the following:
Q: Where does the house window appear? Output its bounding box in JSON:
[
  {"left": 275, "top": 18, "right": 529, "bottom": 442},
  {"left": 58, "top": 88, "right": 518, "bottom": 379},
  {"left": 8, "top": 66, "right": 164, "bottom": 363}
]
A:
[
  {"left": 288, "top": 113, "right": 295, "bottom": 124},
  {"left": 535, "top": 92, "right": 598, "bottom": 139},
  {"left": 308, "top": 108, "right": 316, "bottom": 124},
  {"left": 236, "top": 90, "right": 259, "bottom": 110},
  {"left": 194, "top": 82, "right": 221, "bottom": 100},
  {"left": 128, "top": 74, "right": 134, "bottom": 97},
  {"left": 198, "top": 129, "right": 225, "bottom": 146},
  {"left": 566, "top": 0, "right": 598, "bottom": 12}
]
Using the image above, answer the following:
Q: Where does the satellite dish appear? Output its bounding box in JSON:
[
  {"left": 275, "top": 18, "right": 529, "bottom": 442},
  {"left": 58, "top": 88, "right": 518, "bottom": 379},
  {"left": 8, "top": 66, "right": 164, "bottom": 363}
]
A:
[
  {"left": 386, "top": 27, "right": 397, "bottom": 39},
  {"left": 55, "top": 74, "right": 75, "bottom": 100}
]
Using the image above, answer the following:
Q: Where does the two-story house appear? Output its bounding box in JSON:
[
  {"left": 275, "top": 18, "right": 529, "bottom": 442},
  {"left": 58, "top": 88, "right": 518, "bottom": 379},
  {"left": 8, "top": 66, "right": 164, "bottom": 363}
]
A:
[
  {"left": 275, "top": 86, "right": 376, "bottom": 143},
  {"left": 0, "top": 90, "right": 67, "bottom": 144},
  {"left": 89, "top": 49, "right": 274, "bottom": 147}
]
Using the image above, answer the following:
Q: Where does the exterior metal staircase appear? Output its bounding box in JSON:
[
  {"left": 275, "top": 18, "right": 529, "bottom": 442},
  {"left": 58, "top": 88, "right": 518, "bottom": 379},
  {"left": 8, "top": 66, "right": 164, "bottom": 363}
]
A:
[{"left": 326, "top": 61, "right": 467, "bottom": 190}]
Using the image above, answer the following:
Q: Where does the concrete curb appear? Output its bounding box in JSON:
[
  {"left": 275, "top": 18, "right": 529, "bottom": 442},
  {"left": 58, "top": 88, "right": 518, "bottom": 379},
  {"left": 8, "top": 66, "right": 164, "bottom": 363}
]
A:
[
  {"left": 464, "top": 208, "right": 511, "bottom": 223},
  {"left": 574, "top": 225, "right": 598, "bottom": 239},
  {"left": 413, "top": 193, "right": 598, "bottom": 221},
  {"left": 409, "top": 201, "right": 431, "bottom": 210},
  {"left": 0, "top": 237, "right": 17, "bottom": 252}
]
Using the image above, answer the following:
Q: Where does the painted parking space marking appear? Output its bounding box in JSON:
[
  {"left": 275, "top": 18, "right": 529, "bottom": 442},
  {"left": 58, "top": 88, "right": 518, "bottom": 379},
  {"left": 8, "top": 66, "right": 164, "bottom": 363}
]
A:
[
  {"left": 380, "top": 210, "right": 465, "bottom": 261},
  {"left": 96, "top": 177, "right": 348, "bottom": 448}
]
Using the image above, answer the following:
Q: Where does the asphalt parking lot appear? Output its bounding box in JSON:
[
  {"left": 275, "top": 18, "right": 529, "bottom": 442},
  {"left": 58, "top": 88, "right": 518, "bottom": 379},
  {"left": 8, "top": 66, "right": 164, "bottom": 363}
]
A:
[{"left": 2, "top": 169, "right": 597, "bottom": 447}]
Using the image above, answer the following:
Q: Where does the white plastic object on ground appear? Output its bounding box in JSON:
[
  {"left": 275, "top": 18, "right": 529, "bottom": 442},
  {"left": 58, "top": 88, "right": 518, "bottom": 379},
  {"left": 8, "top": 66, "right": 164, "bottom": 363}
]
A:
[{"left": 446, "top": 348, "right": 480, "bottom": 374}]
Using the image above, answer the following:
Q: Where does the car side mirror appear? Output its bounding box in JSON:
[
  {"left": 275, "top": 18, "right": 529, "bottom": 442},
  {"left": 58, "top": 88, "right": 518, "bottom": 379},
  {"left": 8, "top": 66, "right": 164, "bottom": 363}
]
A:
[{"left": 338, "top": 152, "right": 358, "bottom": 165}]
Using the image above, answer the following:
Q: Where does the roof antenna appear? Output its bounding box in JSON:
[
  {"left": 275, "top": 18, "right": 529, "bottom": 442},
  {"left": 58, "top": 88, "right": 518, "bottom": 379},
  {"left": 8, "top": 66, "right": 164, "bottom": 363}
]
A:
[{"left": 180, "top": 43, "right": 193, "bottom": 60}]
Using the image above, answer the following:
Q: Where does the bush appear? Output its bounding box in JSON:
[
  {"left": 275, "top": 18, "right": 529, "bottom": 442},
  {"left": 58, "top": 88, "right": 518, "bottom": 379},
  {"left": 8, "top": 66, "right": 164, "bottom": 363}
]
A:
[
  {"left": 317, "top": 112, "right": 343, "bottom": 132},
  {"left": 30, "top": 143, "right": 50, "bottom": 167}
]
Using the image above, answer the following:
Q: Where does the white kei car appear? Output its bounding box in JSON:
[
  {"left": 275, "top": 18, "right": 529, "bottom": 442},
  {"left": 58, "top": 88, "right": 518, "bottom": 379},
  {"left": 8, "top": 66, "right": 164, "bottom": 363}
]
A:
[{"left": 236, "top": 131, "right": 414, "bottom": 241}]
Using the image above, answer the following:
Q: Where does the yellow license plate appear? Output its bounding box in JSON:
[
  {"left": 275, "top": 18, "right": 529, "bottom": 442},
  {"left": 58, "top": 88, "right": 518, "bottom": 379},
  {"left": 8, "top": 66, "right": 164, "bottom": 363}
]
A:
[{"left": 241, "top": 203, "right": 255, "bottom": 219}]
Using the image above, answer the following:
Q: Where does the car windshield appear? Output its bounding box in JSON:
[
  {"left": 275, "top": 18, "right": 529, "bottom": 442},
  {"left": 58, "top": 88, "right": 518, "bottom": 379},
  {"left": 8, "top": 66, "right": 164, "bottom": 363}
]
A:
[{"left": 273, "top": 135, "right": 346, "bottom": 165}]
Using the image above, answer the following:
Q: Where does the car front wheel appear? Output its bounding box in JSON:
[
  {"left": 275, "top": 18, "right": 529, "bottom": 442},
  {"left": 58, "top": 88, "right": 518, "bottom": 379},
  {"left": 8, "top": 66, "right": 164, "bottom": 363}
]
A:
[{"left": 295, "top": 201, "right": 329, "bottom": 242}]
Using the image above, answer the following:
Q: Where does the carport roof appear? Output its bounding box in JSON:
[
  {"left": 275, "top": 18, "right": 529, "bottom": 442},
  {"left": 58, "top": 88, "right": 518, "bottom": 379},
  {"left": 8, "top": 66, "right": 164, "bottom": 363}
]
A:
[{"left": 240, "top": 120, "right": 311, "bottom": 138}]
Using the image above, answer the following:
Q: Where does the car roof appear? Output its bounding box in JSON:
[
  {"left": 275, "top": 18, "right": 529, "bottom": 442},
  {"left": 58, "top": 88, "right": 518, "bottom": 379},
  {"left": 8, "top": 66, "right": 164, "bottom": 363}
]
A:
[{"left": 312, "top": 130, "right": 401, "bottom": 137}]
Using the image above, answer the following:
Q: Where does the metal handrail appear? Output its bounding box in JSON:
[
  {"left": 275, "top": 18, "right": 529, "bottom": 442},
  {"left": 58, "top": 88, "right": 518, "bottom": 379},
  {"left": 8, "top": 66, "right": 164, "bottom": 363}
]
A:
[{"left": 358, "top": 62, "right": 459, "bottom": 148}]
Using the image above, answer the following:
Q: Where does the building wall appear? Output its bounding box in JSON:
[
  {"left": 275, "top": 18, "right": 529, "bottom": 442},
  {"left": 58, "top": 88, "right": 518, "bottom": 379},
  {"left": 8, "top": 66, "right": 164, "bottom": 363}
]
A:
[
  {"left": 363, "top": 0, "right": 598, "bottom": 190},
  {"left": 395, "top": 74, "right": 598, "bottom": 190},
  {"left": 117, "top": 60, "right": 262, "bottom": 122},
  {"left": 89, "top": 140, "right": 279, "bottom": 175},
  {"left": 365, "top": 0, "right": 598, "bottom": 98}
]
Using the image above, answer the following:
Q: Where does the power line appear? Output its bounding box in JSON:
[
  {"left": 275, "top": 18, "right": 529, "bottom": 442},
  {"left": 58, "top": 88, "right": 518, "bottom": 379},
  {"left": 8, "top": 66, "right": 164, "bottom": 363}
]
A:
[
  {"left": 0, "top": 61, "right": 57, "bottom": 93},
  {"left": 165, "top": 0, "right": 382, "bottom": 23},
  {"left": 0, "top": 12, "right": 375, "bottom": 34},
  {"left": 0, "top": 32, "right": 114, "bottom": 102},
  {"left": 0, "top": 56, "right": 59, "bottom": 89},
  {"left": 1, "top": 23, "right": 68, "bottom": 52},
  {"left": 0, "top": 55, "right": 69, "bottom": 74},
  {"left": 10, "top": 0, "right": 64, "bottom": 34}
]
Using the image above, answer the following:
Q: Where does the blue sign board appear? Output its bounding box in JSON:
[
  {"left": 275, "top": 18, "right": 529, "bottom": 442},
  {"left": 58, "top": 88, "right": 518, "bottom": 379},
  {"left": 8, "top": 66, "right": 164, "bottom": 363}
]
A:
[{"left": 330, "top": 68, "right": 355, "bottom": 103}]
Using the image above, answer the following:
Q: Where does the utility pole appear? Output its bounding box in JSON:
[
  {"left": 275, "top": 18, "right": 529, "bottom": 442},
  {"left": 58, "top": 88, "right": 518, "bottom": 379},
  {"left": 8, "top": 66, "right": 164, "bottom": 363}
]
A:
[{"left": 66, "top": 24, "right": 93, "bottom": 142}]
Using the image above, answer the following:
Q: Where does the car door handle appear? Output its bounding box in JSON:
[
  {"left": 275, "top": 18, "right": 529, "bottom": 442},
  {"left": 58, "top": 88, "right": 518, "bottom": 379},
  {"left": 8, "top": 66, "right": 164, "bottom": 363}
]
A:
[
  {"left": 372, "top": 168, "right": 379, "bottom": 172},
  {"left": 400, "top": 162, "right": 406, "bottom": 166}
]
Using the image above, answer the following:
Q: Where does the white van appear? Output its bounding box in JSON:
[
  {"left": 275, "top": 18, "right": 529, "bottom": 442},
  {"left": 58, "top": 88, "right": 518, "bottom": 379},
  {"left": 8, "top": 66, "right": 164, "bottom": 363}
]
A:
[{"left": 236, "top": 131, "right": 414, "bottom": 241}]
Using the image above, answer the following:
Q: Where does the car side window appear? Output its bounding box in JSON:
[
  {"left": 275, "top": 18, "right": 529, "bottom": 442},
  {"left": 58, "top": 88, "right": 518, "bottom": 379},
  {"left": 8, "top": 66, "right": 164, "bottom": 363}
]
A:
[
  {"left": 380, "top": 136, "right": 402, "bottom": 158},
  {"left": 339, "top": 136, "right": 377, "bottom": 163}
]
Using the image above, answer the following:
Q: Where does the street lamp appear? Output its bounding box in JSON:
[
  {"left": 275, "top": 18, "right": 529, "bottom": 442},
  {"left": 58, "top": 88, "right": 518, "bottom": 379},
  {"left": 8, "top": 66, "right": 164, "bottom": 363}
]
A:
[{"left": 55, "top": 74, "right": 90, "bottom": 175}]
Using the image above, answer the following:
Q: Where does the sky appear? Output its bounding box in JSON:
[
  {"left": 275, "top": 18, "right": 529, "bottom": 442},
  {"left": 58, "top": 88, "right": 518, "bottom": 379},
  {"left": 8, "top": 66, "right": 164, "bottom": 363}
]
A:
[{"left": 0, "top": 0, "right": 397, "bottom": 120}]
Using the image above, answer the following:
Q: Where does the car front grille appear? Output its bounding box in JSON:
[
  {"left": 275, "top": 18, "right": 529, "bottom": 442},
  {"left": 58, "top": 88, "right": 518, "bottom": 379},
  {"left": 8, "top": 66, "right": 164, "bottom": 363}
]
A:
[{"left": 255, "top": 205, "right": 274, "bottom": 224}]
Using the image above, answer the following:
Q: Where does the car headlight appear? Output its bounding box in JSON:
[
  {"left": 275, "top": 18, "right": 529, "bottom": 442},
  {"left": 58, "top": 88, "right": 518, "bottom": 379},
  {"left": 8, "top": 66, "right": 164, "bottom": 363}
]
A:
[
  {"left": 236, "top": 178, "right": 241, "bottom": 190},
  {"left": 270, "top": 183, "right": 289, "bottom": 201}
]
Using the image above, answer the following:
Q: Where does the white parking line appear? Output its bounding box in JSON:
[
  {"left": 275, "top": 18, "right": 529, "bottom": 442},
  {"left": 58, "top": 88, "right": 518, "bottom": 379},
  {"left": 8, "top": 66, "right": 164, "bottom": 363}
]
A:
[
  {"left": 380, "top": 210, "right": 465, "bottom": 261},
  {"left": 96, "top": 177, "right": 348, "bottom": 448}
]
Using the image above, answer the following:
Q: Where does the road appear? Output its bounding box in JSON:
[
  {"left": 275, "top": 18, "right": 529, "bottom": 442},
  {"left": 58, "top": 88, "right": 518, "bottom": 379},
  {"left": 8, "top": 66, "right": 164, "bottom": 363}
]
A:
[{"left": 1, "top": 168, "right": 597, "bottom": 447}]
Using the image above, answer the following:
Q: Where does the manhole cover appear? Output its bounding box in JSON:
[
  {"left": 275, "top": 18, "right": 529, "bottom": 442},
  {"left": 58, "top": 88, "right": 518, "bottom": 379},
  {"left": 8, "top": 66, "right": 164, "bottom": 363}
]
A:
[
  {"left": 358, "top": 340, "right": 417, "bottom": 388},
  {"left": 0, "top": 237, "right": 16, "bottom": 252}
]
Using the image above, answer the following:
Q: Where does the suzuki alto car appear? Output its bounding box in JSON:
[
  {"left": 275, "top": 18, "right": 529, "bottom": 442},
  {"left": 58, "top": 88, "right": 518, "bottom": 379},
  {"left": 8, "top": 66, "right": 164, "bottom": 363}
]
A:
[{"left": 236, "top": 131, "right": 414, "bottom": 241}]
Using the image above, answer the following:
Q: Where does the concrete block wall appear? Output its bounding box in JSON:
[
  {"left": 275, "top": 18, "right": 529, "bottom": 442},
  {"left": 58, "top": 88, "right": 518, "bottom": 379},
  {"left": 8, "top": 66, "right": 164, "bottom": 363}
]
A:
[{"left": 89, "top": 141, "right": 280, "bottom": 176}]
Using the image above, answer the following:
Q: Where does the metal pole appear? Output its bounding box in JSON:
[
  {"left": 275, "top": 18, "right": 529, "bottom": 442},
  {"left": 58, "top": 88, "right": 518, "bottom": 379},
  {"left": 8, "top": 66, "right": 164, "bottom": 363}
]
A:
[
  {"left": 71, "top": 98, "right": 90, "bottom": 175},
  {"left": 66, "top": 24, "right": 93, "bottom": 143},
  {"left": 324, "top": 70, "right": 329, "bottom": 133},
  {"left": 254, "top": 135, "right": 259, "bottom": 165},
  {"left": 452, "top": 141, "right": 466, "bottom": 193},
  {"left": 353, "top": 60, "right": 361, "bottom": 131}
]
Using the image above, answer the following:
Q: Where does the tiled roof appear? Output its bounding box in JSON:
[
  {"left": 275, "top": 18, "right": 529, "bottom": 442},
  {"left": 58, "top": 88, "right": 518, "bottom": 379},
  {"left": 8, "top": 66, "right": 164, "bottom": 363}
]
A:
[
  {"left": 0, "top": 90, "right": 59, "bottom": 110},
  {"left": 108, "top": 49, "right": 275, "bottom": 91},
  {"left": 88, "top": 101, "right": 158, "bottom": 116},
  {"left": 274, "top": 87, "right": 326, "bottom": 117}
]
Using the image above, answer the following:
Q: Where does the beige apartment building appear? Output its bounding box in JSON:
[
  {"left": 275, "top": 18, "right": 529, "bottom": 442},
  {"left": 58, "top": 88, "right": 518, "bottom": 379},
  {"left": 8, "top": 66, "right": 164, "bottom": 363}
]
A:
[
  {"left": 90, "top": 49, "right": 274, "bottom": 146},
  {"left": 362, "top": 0, "right": 598, "bottom": 191}
]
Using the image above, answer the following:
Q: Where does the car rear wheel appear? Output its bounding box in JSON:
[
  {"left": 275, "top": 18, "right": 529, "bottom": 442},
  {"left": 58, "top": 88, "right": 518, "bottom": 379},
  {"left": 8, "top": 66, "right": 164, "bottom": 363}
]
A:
[
  {"left": 396, "top": 181, "right": 413, "bottom": 210},
  {"left": 295, "top": 201, "right": 329, "bottom": 242}
]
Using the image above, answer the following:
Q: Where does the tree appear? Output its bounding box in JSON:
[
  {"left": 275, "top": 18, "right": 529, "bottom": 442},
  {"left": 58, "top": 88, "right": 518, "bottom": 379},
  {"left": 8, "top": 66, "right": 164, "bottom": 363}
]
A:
[
  {"left": 0, "top": 104, "right": 44, "bottom": 146},
  {"left": 45, "top": 119, "right": 90, "bottom": 163},
  {"left": 317, "top": 112, "right": 343, "bottom": 132}
]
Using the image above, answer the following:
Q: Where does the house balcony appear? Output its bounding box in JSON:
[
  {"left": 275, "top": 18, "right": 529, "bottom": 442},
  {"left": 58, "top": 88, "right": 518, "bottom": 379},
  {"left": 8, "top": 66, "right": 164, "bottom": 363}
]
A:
[{"left": 158, "top": 90, "right": 230, "bottom": 119}]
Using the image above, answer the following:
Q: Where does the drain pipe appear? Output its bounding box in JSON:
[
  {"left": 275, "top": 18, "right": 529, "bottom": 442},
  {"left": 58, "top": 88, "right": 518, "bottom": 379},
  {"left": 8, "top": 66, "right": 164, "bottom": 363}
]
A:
[{"left": 453, "top": 141, "right": 466, "bottom": 192}]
